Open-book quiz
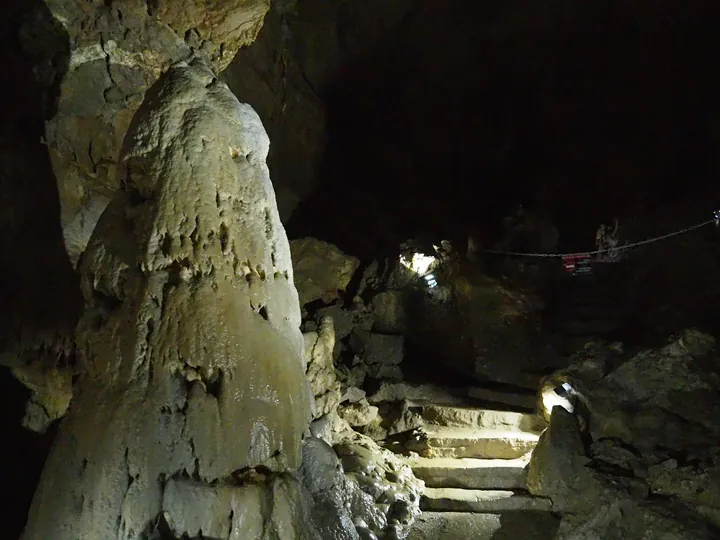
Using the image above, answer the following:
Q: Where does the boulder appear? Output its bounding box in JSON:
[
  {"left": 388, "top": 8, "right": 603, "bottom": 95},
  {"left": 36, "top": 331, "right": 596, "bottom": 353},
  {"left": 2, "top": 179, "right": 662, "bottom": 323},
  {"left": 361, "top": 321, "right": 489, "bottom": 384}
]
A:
[
  {"left": 647, "top": 449, "right": 720, "bottom": 527},
  {"left": 527, "top": 408, "right": 646, "bottom": 514},
  {"left": 299, "top": 438, "right": 360, "bottom": 540},
  {"left": 291, "top": 238, "right": 361, "bottom": 306},
  {"left": 338, "top": 399, "right": 379, "bottom": 428},
  {"left": 584, "top": 329, "right": 720, "bottom": 453},
  {"left": 349, "top": 331, "right": 404, "bottom": 381}
]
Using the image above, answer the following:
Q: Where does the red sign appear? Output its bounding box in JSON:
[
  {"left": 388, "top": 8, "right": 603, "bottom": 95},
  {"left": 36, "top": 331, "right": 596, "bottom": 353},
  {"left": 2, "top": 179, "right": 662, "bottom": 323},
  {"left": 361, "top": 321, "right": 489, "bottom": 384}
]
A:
[{"left": 562, "top": 254, "right": 592, "bottom": 274}]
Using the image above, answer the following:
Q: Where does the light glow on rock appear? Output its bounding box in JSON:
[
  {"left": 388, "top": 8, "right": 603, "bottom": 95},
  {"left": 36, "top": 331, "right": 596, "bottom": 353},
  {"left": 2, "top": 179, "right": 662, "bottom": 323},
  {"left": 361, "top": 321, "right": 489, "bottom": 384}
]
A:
[
  {"left": 541, "top": 382, "right": 576, "bottom": 419},
  {"left": 400, "top": 252, "right": 437, "bottom": 276}
]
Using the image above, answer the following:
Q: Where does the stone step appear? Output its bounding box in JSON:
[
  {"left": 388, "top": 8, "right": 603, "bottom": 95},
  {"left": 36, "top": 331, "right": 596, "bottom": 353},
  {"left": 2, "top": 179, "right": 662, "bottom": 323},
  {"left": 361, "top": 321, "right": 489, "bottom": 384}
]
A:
[
  {"left": 407, "top": 427, "right": 541, "bottom": 459},
  {"left": 421, "top": 488, "right": 552, "bottom": 513},
  {"left": 466, "top": 387, "right": 538, "bottom": 411},
  {"left": 408, "top": 456, "right": 529, "bottom": 489},
  {"left": 367, "top": 382, "right": 469, "bottom": 406},
  {"left": 419, "top": 404, "right": 543, "bottom": 431},
  {"left": 407, "top": 511, "right": 560, "bottom": 540}
]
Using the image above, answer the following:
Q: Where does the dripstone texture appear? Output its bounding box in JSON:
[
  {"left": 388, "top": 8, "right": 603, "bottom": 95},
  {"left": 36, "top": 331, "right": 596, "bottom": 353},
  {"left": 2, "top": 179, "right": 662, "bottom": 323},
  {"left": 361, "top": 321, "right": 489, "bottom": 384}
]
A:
[
  {"left": 20, "top": 0, "right": 270, "bottom": 266},
  {"left": 21, "top": 60, "right": 312, "bottom": 540}
]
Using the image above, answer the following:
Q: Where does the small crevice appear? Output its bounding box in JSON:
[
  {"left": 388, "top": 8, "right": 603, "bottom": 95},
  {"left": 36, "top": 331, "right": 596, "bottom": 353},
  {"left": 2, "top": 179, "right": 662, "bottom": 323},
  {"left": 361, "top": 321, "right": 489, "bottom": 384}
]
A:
[
  {"left": 258, "top": 305, "right": 269, "bottom": 321},
  {"left": 218, "top": 222, "right": 229, "bottom": 252},
  {"left": 145, "top": 0, "right": 159, "bottom": 17},
  {"left": 189, "top": 216, "right": 200, "bottom": 247},
  {"left": 160, "top": 233, "right": 173, "bottom": 257},
  {"left": 205, "top": 368, "right": 223, "bottom": 399}
]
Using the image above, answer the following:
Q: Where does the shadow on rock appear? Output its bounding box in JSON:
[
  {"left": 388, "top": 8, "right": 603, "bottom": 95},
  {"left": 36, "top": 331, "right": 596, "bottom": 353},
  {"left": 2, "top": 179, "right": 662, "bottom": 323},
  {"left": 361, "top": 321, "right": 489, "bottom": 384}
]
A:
[
  {"left": 491, "top": 511, "right": 560, "bottom": 540},
  {"left": 0, "top": 1, "right": 76, "bottom": 538}
]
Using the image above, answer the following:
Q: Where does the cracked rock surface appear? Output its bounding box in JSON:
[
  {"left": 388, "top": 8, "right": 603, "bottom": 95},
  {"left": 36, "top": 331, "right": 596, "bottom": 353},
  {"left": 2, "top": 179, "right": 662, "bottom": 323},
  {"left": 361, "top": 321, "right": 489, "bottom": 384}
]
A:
[{"left": 21, "top": 59, "right": 312, "bottom": 540}]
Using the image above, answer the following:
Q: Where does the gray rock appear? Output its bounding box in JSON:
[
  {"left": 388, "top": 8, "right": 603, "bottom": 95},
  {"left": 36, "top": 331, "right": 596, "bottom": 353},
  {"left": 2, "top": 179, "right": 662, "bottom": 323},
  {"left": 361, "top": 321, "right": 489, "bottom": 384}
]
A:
[
  {"left": 371, "top": 291, "right": 407, "bottom": 333},
  {"left": 317, "top": 304, "right": 356, "bottom": 342},
  {"left": 338, "top": 399, "right": 379, "bottom": 427},
  {"left": 364, "top": 334, "right": 404, "bottom": 367},
  {"left": 527, "top": 408, "right": 644, "bottom": 514},
  {"left": 11, "top": 360, "right": 73, "bottom": 433},
  {"left": 559, "top": 500, "right": 720, "bottom": 540},
  {"left": 367, "top": 382, "right": 467, "bottom": 405},
  {"left": 299, "top": 438, "right": 360, "bottom": 540},
  {"left": 304, "top": 317, "right": 343, "bottom": 419},
  {"left": 647, "top": 452, "right": 720, "bottom": 528},
  {"left": 342, "top": 387, "right": 367, "bottom": 404},
  {"left": 334, "top": 431, "right": 424, "bottom": 539},
  {"left": 585, "top": 330, "right": 720, "bottom": 453},
  {"left": 291, "top": 238, "right": 360, "bottom": 306}
]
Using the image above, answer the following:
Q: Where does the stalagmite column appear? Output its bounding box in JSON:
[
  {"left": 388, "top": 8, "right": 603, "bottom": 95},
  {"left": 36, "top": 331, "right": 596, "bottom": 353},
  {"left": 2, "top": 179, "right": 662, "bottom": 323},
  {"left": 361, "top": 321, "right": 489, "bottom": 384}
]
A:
[{"left": 22, "top": 59, "right": 312, "bottom": 540}]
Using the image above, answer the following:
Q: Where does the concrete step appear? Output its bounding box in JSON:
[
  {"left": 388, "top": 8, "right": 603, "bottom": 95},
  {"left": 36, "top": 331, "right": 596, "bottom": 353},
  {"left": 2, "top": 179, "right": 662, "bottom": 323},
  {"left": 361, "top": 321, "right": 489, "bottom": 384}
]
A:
[
  {"left": 418, "top": 404, "right": 543, "bottom": 431},
  {"left": 407, "top": 511, "right": 560, "bottom": 540},
  {"left": 408, "top": 456, "right": 529, "bottom": 489},
  {"left": 466, "top": 387, "right": 539, "bottom": 411},
  {"left": 406, "top": 427, "right": 541, "bottom": 459},
  {"left": 421, "top": 488, "right": 552, "bottom": 513}
]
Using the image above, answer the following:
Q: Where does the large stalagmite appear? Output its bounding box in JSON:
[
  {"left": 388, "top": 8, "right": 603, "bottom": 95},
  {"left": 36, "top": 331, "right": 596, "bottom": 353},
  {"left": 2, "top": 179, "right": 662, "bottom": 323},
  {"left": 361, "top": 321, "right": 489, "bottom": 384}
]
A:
[{"left": 22, "top": 59, "right": 313, "bottom": 540}]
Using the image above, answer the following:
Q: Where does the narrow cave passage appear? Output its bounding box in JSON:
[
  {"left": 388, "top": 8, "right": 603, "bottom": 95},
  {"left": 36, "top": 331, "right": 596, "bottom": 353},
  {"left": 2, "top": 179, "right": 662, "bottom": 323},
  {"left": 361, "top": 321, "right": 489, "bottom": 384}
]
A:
[{"left": 273, "top": 0, "right": 720, "bottom": 344}]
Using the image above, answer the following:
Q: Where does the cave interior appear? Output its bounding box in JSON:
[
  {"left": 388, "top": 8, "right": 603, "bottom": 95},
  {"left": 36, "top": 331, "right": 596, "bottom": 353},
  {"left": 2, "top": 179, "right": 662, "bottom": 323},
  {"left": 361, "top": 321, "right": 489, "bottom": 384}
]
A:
[{"left": 2, "top": 0, "right": 720, "bottom": 538}]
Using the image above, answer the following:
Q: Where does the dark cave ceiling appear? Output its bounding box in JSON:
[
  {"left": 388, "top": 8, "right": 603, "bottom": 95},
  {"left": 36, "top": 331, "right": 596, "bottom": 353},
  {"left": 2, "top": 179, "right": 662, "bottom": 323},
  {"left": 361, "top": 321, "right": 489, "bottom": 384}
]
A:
[{"left": 222, "top": 0, "right": 720, "bottom": 257}]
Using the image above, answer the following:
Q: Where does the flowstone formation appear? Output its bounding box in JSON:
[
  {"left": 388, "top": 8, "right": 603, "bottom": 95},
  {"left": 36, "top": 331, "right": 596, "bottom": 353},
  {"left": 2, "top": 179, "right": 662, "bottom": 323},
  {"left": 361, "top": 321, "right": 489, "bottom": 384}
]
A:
[{"left": 21, "top": 60, "right": 313, "bottom": 540}]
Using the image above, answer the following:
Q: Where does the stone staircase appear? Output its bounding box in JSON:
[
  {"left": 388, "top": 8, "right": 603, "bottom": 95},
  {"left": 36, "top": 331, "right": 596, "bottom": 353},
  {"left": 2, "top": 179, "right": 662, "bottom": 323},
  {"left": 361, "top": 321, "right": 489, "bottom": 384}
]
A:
[{"left": 397, "top": 399, "right": 560, "bottom": 539}]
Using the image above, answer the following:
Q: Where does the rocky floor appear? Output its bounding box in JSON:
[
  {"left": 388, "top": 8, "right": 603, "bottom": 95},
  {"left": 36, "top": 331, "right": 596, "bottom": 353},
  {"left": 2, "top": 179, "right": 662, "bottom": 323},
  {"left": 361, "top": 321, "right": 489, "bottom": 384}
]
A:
[{"left": 379, "top": 387, "right": 561, "bottom": 539}]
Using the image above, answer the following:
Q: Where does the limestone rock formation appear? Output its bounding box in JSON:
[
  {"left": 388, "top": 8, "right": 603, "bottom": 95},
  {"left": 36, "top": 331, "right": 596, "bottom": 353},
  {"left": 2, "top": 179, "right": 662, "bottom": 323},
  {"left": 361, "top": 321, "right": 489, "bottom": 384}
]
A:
[
  {"left": 291, "top": 237, "right": 361, "bottom": 306},
  {"left": 527, "top": 408, "right": 642, "bottom": 514},
  {"left": 20, "top": 0, "right": 270, "bottom": 266},
  {"left": 337, "top": 398, "right": 379, "bottom": 428},
  {"left": 529, "top": 330, "right": 720, "bottom": 538},
  {"left": 299, "top": 437, "right": 360, "bottom": 540},
  {"left": 584, "top": 329, "right": 720, "bottom": 453},
  {"left": 349, "top": 330, "right": 405, "bottom": 381},
  {"left": 371, "top": 290, "right": 408, "bottom": 333},
  {"left": 334, "top": 431, "right": 424, "bottom": 540},
  {"left": 304, "top": 316, "right": 343, "bottom": 419},
  {"left": 21, "top": 60, "right": 313, "bottom": 540},
  {"left": 11, "top": 358, "right": 73, "bottom": 434}
]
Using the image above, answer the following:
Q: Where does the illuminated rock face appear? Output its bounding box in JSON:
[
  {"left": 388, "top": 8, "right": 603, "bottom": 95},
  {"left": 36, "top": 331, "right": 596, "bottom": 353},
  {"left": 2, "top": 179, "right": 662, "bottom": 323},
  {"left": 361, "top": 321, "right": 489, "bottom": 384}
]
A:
[{"left": 21, "top": 59, "right": 312, "bottom": 540}]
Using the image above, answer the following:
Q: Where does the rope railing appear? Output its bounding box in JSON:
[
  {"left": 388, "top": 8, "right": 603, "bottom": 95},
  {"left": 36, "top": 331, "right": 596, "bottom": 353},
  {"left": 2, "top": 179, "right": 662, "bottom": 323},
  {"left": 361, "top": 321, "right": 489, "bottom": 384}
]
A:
[{"left": 483, "top": 215, "right": 718, "bottom": 259}]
